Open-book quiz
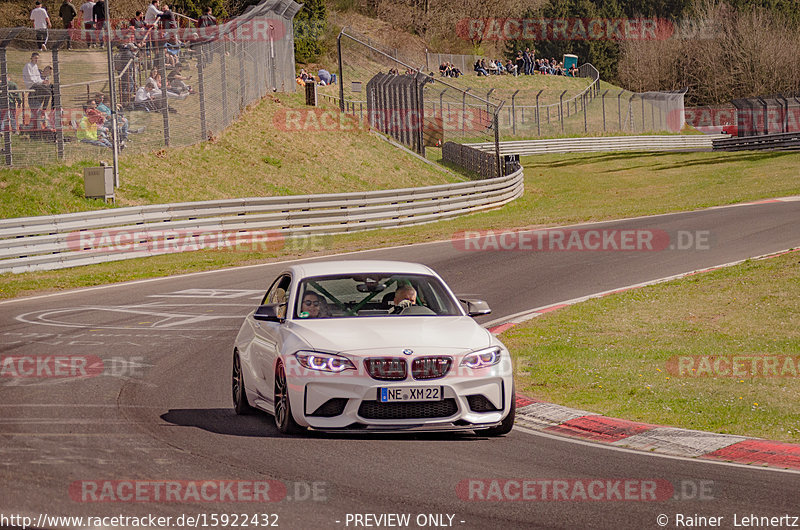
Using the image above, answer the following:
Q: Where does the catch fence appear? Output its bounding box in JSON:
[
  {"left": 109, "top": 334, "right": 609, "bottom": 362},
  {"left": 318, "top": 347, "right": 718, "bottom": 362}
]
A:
[
  {"left": 335, "top": 28, "right": 504, "bottom": 177},
  {"left": 0, "top": 0, "right": 299, "bottom": 168}
]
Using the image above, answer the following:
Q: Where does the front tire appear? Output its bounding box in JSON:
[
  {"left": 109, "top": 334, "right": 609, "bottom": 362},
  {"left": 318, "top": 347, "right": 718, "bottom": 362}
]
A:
[
  {"left": 232, "top": 350, "right": 255, "bottom": 415},
  {"left": 274, "top": 361, "right": 304, "bottom": 434},
  {"left": 478, "top": 385, "right": 516, "bottom": 436}
]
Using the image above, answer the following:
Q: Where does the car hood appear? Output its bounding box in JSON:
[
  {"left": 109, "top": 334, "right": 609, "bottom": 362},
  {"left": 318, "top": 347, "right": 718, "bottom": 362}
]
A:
[{"left": 287, "top": 316, "right": 492, "bottom": 355}]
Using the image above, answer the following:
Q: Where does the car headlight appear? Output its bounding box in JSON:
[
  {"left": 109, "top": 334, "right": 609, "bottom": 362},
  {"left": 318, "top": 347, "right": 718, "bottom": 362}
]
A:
[
  {"left": 460, "top": 346, "right": 502, "bottom": 369},
  {"left": 294, "top": 351, "right": 355, "bottom": 373}
]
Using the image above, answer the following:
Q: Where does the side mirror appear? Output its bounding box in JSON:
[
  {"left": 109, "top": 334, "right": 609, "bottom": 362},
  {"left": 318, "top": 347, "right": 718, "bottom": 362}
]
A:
[
  {"left": 459, "top": 298, "right": 491, "bottom": 317},
  {"left": 253, "top": 303, "right": 285, "bottom": 323}
]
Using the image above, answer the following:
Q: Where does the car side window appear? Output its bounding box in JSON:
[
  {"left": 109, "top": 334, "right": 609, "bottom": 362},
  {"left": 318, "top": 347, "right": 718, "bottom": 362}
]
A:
[{"left": 261, "top": 275, "right": 292, "bottom": 307}]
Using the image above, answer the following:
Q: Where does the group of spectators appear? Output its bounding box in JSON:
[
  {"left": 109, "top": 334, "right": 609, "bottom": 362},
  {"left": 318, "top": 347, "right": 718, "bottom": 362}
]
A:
[
  {"left": 438, "top": 62, "right": 462, "bottom": 78},
  {"left": 77, "top": 92, "right": 138, "bottom": 148},
  {"left": 470, "top": 49, "right": 581, "bottom": 78},
  {"left": 296, "top": 68, "right": 336, "bottom": 87}
]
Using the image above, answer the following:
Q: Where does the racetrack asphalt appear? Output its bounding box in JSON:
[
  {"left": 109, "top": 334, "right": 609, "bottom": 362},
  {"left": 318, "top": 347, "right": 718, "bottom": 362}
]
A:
[{"left": 0, "top": 198, "right": 799, "bottom": 529}]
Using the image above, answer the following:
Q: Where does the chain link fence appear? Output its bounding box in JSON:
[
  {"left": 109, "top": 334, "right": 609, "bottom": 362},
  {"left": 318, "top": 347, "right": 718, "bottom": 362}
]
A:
[
  {"left": 0, "top": 0, "right": 300, "bottom": 168},
  {"left": 333, "top": 28, "right": 505, "bottom": 177}
]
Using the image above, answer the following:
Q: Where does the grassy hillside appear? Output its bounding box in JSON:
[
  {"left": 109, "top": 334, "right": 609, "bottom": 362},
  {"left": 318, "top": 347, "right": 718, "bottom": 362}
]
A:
[{"left": 0, "top": 90, "right": 458, "bottom": 218}]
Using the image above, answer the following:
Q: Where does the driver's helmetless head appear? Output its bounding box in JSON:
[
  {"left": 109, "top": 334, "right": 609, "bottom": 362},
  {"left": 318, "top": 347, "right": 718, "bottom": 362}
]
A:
[
  {"left": 302, "top": 292, "right": 322, "bottom": 318},
  {"left": 393, "top": 285, "right": 416, "bottom": 305}
]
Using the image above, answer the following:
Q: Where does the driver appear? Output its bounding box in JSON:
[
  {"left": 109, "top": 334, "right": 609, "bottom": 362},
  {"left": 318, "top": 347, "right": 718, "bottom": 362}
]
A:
[{"left": 390, "top": 285, "right": 417, "bottom": 314}]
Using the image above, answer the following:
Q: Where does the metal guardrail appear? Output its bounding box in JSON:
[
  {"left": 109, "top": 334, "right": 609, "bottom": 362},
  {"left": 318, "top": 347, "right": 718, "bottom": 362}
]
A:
[
  {"left": 712, "top": 132, "right": 800, "bottom": 151},
  {"left": 0, "top": 168, "right": 524, "bottom": 274},
  {"left": 467, "top": 135, "right": 727, "bottom": 156}
]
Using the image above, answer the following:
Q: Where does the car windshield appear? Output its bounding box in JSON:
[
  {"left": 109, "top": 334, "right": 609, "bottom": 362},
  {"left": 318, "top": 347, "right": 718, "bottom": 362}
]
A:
[{"left": 294, "top": 273, "right": 462, "bottom": 319}]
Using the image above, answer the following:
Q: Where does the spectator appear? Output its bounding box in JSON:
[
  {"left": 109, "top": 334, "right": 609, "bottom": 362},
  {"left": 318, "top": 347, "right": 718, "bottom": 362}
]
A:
[
  {"left": 114, "top": 35, "right": 138, "bottom": 104},
  {"left": 59, "top": 0, "right": 77, "bottom": 49},
  {"left": 159, "top": 4, "right": 177, "bottom": 34},
  {"left": 30, "top": 1, "right": 51, "bottom": 51},
  {"left": 93, "top": 0, "right": 107, "bottom": 48},
  {"left": 77, "top": 101, "right": 112, "bottom": 147},
  {"left": 197, "top": 6, "right": 217, "bottom": 64},
  {"left": 144, "top": 0, "right": 162, "bottom": 28},
  {"left": 167, "top": 64, "right": 192, "bottom": 94},
  {"left": 522, "top": 48, "right": 532, "bottom": 75},
  {"left": 129, "top": 11, "right": 147, "bottom": 46},
  {"left": 474, "top": 59, "right": 488, "bottom": 76},
  {"left": 94, "top": 92, "right": 129, "bottom": 140},
  {"left": 79, "top": 0, "right": 95, "bottom": 47},
  {"left": 1, "top": 76, "right": 22, "bottom": 134},
  {"left": 569, "top": 63, "right": 579, "bottom": 77},
  {"left": 22, "top": 53, "right": 50, "bottom": 130},
  {"left": 318, "top": 68, "right": 332, "bottom": 85},
  {"left": 164, "top": 33, "right": 181, "bottom": 67},
  {"left": 134, "top": 82, "right": 158, "bottom": 111},
  {"left": 505, "top": 59, "right": 517, "bottom": 76},
  {"left": 146, "top": 67, "right": 161, "bottom": 90}
]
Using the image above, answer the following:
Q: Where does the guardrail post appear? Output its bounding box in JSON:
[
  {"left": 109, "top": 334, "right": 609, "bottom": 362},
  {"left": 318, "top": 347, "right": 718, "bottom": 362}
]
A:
[
  {"left": 601, "top": 89, "right": 609, "bottom": 132},
  {"left": 559, "top": 90, "right": 566, "bottom": 134},
  {"left": 511, "top": 89, "right": 519, "bottom": 135},
  {"left": 0, "top": 47, "right": 11, "bottom": 166}
]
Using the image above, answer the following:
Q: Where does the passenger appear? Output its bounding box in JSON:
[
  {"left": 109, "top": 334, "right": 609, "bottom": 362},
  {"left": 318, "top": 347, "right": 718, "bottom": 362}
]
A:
[{"left": 300, "top": 291, "right": 330, "bottom": 318}]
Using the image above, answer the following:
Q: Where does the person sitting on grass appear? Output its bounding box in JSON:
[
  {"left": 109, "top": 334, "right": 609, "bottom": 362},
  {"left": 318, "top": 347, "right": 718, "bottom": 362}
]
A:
[
  {"left": 77, "top": 102, "right": 112, "bottom": 147},
  {"left": 134, "top": 82, "right": 158, "bottom": 111},
  {"left": 474, "top": 59, "right": 488, "bottom": 76},
  {"left": 167, "top": 64, "right": 193, "bottom": 95}
]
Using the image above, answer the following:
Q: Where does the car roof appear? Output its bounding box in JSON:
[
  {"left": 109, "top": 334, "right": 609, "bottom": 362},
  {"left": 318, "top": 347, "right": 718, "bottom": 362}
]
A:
[{"left": 288, "top": 260, "right": 437, "bottom": 279}]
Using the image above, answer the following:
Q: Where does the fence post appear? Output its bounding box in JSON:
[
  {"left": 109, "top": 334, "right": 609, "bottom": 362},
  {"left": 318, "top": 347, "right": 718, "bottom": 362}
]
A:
[
  {"left": 641, "top": 95, "right": 645, "bottom": 132},
  {"left": 650, "top": 95, "right": 655, "bottom": 132},
  {"left": 559, "top": 90, "right": 566, "bottom": 134},
  {"left": 462, "top": 88, "right": 471, "bottom": 133},
  {"left": 52, "top": 47, "right": 64, "bottom": 160},
  {"left": 535, "top": 89, "right": 543, "bottom": 136},
  {"left": 220, "top": 43, "right": 229, "bottom": 126},
  {"left": 337, "top": 29, "right": 345, "bottom": 112},
  {"left": 158, "top": 41, "right": 170, "bottom": 147},
  {"left": 494, "top": 111, "right": 501, "bottom": 179},
  {"left": 511, "top": 89, "right": 519, "bottom": 135},
  {"left": 601, "top": 89, "right": 609, "bottom": 132},
  {"left": 197, "top": 43, "right": 207, "bottom": 141},
  {"left": 0, "top": 47, "right": 11, "bottom": 166},
  {"left": 583, "top": 93, "right": 587, "bottom": 133},
  {"left": 238, "top": 40, "right": 246, "bottom": 110},
  {"left": 628, "top": 94, "right": 636, "bottom": 131},
  {"left": 486, "top": 88, "right": 494, "bottom": 119},
  {"left": 618, "top": 90, "right": 623, "bottom": 130}
]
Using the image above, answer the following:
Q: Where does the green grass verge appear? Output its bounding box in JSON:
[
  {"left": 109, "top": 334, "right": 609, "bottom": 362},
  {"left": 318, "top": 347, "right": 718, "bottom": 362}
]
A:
[
  {"left": 2, "top": 149, "right": 800, "bottom": 299},
  {"left": 502, "top": 251, "right": 800, "bottom": 443}
]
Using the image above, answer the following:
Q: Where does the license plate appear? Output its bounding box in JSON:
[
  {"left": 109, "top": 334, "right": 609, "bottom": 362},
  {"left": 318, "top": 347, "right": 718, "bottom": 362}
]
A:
[{"left": 379, "top": 386, "right": 442, "bottom": 402}]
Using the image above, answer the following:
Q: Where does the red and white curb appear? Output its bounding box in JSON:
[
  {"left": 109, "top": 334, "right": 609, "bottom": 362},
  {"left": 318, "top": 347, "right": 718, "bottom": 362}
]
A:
[{"left": 489, "top": 246, "right": 800, "bottom": 471}]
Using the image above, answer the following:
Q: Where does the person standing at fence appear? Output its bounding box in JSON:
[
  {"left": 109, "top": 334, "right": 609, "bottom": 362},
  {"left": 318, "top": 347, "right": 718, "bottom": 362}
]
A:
[
  {"left": 80, "top": 0, "right": 95, "bottom": 47},
  {"left": 30, "top": 1, "right": 52, "bottom": 52},
  {"left": 59, "top": 0, "right": 77, "bottom": 49},
  {"left": 144, "top": 0, "right": 162, "bottom": 29},
  {"left": 93, "top": 0, "right": 107, "bottom": 49},
  {"left": 197, "top": 6, "right": 216, "bottom": 65}
]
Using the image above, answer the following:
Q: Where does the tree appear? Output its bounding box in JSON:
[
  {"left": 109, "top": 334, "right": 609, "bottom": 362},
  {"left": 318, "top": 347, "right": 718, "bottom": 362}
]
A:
[{"left": 294, "top": 0, "right": 327, "bottom": 63}]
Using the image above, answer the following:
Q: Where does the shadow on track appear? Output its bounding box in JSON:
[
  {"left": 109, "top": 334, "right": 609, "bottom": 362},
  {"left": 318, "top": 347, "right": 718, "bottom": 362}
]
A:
[{"left": 160, "top": 408, "right": 494, "bottom": 442}]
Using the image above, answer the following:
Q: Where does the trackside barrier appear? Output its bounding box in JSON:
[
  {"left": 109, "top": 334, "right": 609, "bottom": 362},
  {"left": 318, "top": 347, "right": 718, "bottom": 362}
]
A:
[
  {"left": 467, "top": 135, "right": 726, "bottom": 156},
  {"left": 712, "top": 132, "right": 800, "bottom": 151},
  {"left": 0, "top": 168, "right": 524, "bottom": 274}
]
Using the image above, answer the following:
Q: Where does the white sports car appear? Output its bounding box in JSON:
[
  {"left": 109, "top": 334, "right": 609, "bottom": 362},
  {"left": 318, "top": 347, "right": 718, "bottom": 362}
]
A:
[{"left": 232, "top": 260, "right": 515, "bottom": 435}]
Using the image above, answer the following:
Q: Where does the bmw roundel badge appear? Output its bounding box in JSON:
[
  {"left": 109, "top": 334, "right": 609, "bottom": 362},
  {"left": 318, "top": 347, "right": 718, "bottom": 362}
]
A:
[{"left": 402, "top": 349, "right": 413, "bottom": 356}]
